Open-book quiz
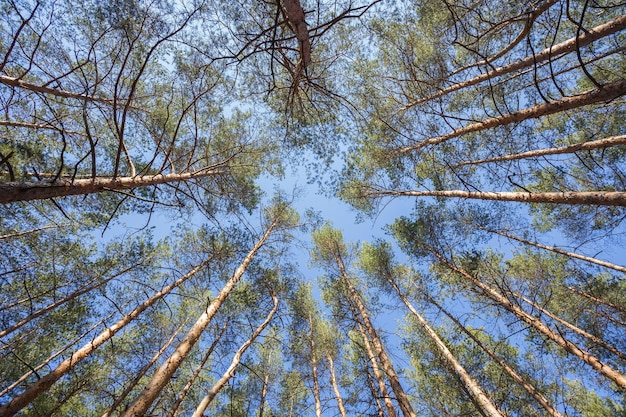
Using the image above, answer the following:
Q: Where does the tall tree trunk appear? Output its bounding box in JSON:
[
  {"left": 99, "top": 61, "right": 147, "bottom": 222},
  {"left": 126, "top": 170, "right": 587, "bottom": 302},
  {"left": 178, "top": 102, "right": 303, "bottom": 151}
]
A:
[
  {"left": 567, "top": 287, "right": 626, "bottom": 315},
  {"left": 513, "top": 291, "right": 626, "bottom": 361},
  {"left": 191, "top": 292, "right": 278, "bottom": 417},
  {"left": 0, "top": 260, "right": 208, "bottom": 417},
  {"left": 309, "top": 315, "right": 323, "bottom": 417},
  {"left": 454, "top": 135, "right": 626, "bottom": 167},
  {"left": 335, "top": 253, "right": 417, "bottom": 417},
  {"left": 395, "top": 78, "right": 626, "bottom": 155},
  {"left": 0, "top": 263, "right": 140, "bottom": 338},
  {"left": 121, "top": 222, "right": 277, "bottom": 417},
  {"left": 101, "top": 321, "right": 187, "bottom": 417},
  {"left": 355, "top": 317, "right": 396, "bottom": 417},
  {"left": 168, "top": 317, "right": 231, "bottom": 417},
  {"left": 402, "top": 14, "right": 626, "bottom": 109},
  {"left": 366, "top": 188, "right": 626, "bottom": 207},
  {"left": 427, "top": 294, "right": 565, "bottom": 417},
  {"left": 0, "top": 169, "right": 224, "bottom": 203},
  {"left": 481, "top": 227, "right": 626, "bottom": 273},
  {"left": 365, "top": 363, "right": 386, "bottom": 417},
  {"left": 327, "top": 355, "right": 347, "bottom": 417},
  {"left": 383, "top": 276, "right": 505, "bottom": 417},
  {"left": 258, "top": 373, "right": 270, "bottom": 417},
  {"left": 426, "top": 245, "right": 626, "bottom": 391}
]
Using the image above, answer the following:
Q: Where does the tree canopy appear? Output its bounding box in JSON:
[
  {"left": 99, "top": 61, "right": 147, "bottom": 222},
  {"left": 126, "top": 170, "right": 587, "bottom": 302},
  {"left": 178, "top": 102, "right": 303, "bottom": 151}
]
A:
[{"left": 1, "top": 0, "right": 625, "bottom": 416}]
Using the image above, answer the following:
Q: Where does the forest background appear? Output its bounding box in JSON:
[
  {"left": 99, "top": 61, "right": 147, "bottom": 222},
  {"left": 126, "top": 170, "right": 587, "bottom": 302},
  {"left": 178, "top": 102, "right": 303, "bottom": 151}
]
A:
[{"left": 1, "top": 0, "right": 625, "bottom": 416}]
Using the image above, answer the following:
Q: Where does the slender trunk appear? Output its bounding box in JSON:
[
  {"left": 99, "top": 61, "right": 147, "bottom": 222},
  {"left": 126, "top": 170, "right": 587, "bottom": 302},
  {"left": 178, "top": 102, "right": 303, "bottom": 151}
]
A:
[
  {"left": 258, "top": 374, "right": 270, "bottom": 417},
  {"left": 395, "top": 78, "right": 626, "bottom": 155},
  {"left": 366, "top": 188, "right": 626, "bottom": 207},
  {"left": 0, "top": 261, "right": 207, "bottom": 417},
  {"left": 353, "top": 306, "right": 397, "bottom": 417},
  {"left": 327, "top": 355, "right": 347, "bottom": 417},
  {"left": 0, "top": 263, "right": 140, "bottom": 338},
  {"left": 335, "top": 254, "right": 416, "bottom": 417},
  {"left": 427, "top": 245, "right": 626, "bottom": 390},
  {"left": 428, "top": 294, "right": 565, "bottom": 417},
  {"left": 365, "top": 365, "right": 386, "bottom": 417},
  {"left": 122, "top": 222, "right": 276, "bottom": 417},
  {"left": 514, "top": 292, "right": 626, "bottom": 361},
  {"left": 168, "top": 317, "right": 231, "bottom": 417},
  {"left": 0, "top": 312, "right": 116, "bottom": 398},
  {"left": 384, "top": 277, "right": 504, "bottom": 417},
  {"left": 191, "top": 293, "right": 278, "bottom": 417},
  {"left": 454, "top": 135, "right": 626, "bottom": 167},
  {"left": 567, "top": 287, "right": 626, "bottom": 315},
  {"left": 101, "top": 321, "right": 187, "bottom": 417},
  {"left": 402, "top": 14, "right": 626, "bottom": 109},
  {"left": 309, "top": 315, "right": 323, "bottom": 417},
  {"left": 482, "top": 228, "right": 626, "bottom": 273},
  {"left": 0, "top": 169, "right": 224, "bottom": 203}
]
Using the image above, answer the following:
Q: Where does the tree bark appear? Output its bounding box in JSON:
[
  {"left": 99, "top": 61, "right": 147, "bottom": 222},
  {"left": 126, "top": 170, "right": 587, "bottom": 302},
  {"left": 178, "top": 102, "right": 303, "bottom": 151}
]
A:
[
  {"left": 395, "top": 78, "right": 626, "bottom": 155},
  {"left": 428, "top": 295, "right": 565, "bottom": 417},
  {"left": 454, "top": 135, "right": 626, "bottom": 168},
  {"left": 0, "top": 260, "right": 208, "bottom": 417},
  {"left": 121, "top": 221, "right": 277, "bottom": 417},
  {"left": 482, "top": 227, "right": 626, "bottom": 273},
  {"left": 402, "top": 14, "right": 626, "bottom": 109},
  {"left": 327, "top": 355, "right": 348, "bottom": 417},
  {"left": 258, "top": 374, "right": 270, "bottom": 417},
  {"left": 335, "top": 253, "right": 417, "bottom": 417},
  {"left": 101, "top": 321, "right": 186, "bottom": 417},
  {"left": 168, "top": 317, "right": 231, "bottom": 417},
  {"left": 191, "top": 292, "right": 278, "bottom": 417},
  {"left": 427, "top": 245, "right": 626, "bottom": 391},
  {"left": 0, "top": 169, "right": 224, "bottom": 204},
  {"left": 309, "top": 315, "right": 323, "bottom": 417},
  {"left": 384, "top": 277, "right": 505, "bottom": 417},
  {"left": 366, "top": 188, "right": 626, "bottom": 207}
]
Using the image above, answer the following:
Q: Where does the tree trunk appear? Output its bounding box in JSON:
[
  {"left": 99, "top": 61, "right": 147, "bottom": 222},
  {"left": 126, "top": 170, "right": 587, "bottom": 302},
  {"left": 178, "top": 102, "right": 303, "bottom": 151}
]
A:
[
  {"left": 309, "top": 315, "right": 323, "bottom": 417},
  {"left": 365, "top": 363, "right": 386, "bottom": 417},
  {"left": 327, "top": 355, "right": 347, "bottom": 417},
  {"left": 0, "top": 263, "right": 140, "bottom": 338},
  {"left": 395, "top": 78, "right": 626, "bottom": 155},
  {"left": 402, "top": 14, "right": 626, "bottom": 109},
  {"left": 481, "top": 227, "right": 626, "bottom": 273},
  {"left": 101, "top": 321, "right": 186, "bottom": 417},
  {"left": 567, "top": 287, "right": 626, "bottom": 315},
  {"left": 427, "top": 245, "right": 626, "bottom": 391},
  {"left": 121, "top": 222, "right": 277, "bottom": 417},
  {"left": 366, "top": 188, "right": 626, "bottom": 207},
  {"left": 454, "top": 135, "right": 626, "bottom": 167},
  {"left": 335, "top": 253, "right": 417, "bottom": 417},
  {"left": 191, "top": 292, "right": 278, "bottom": 417},
  {"left": 0, "top": 169, "right": 224, "bottom": 204},
  {"left": 384, "top": 276, "right": 505, "bottom": 417},
  {"left": 258, "top": 373, "right": 270, "bottom": 417},
  {"left": 428, "top": 294, "right": 565, "bottom": 417},
  {"left": 513, "top": 291, "right": 626, "bottom": 361},
  {"left": 0, "top": 260, "right": 208, "bottom": 417},
  {"left": 168, "top": 317, "right": 231, "bottom": 417}
]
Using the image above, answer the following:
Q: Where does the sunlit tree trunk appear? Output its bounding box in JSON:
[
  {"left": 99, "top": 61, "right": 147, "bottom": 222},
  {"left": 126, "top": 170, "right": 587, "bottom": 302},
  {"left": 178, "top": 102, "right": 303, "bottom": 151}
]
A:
[
  {"left": 383, "top": 276, "right": 505, "bottom": 417},
  {"left": 0, "top": 169, "right": 225, "bottom": 204},
  {"left": 428, "top": 295, "right": 565, "bottom": 417},
  {"left": 121, "top": 221, "right": 277, "bottom": 417},
  {"left": 102, "top": 321, "right": 187, "bottom": 417},
  {"left": 395, "top": 79, "right": 626, "bottom": 155},
  {"left": 402, "top": 14, "right": 626, "bottom": 109},
  {"left": 365, "top": 188, "right": 626, "bottom": 207},
  {"left": 258, "top": 374, "right": 270, "bottom": 417},
  {"left": 327, "top": 355, "right": 347, "bottom": 417},
  {"left": 426, "top": 244, "right": 626, "bottom": 391},
  {"left": 168, "top": 317, "right": 230, "bottom": 417},
  {"left": 454, "top": 135, "right": 626, "bottom": 168},
  {"left": 335, "top": 253, "right": 417, "bottom": 417},
  {"left": 309, "top": 315, "right": 323, "bottom": 417},
  {"left": 191, "top": 292, "right": 278, "bottom": 417},
  {"left": 0, "top": 261, "right": 208, "bottom": 416},
  {"left": 481, "top": 227, "right": 626, "bottom": 273}
]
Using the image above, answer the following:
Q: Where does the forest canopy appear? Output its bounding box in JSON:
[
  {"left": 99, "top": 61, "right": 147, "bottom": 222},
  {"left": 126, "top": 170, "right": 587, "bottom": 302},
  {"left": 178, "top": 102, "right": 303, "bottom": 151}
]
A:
[{"left": 1, "top": 0, "right": 625, "bottom": 416}]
